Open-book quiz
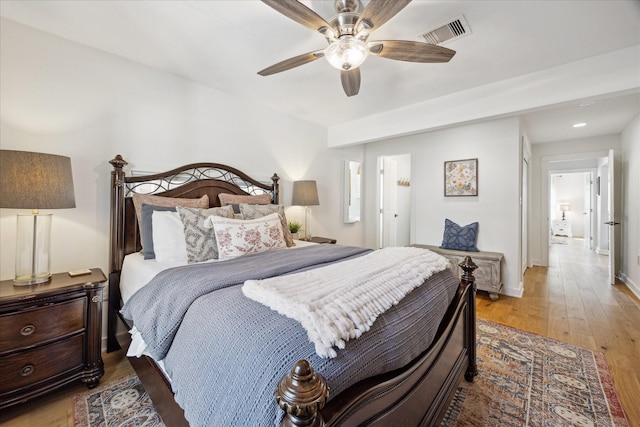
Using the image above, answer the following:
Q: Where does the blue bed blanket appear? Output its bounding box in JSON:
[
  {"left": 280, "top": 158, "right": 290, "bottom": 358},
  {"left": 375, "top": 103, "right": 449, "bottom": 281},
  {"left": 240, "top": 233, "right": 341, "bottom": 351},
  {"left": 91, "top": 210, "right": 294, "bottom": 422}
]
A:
[
  {"left": 121, "top": 244, "right": 371, "bottom": 360},
  {"left": 121, "top": 245, "right": 460, "bottom": 426}
]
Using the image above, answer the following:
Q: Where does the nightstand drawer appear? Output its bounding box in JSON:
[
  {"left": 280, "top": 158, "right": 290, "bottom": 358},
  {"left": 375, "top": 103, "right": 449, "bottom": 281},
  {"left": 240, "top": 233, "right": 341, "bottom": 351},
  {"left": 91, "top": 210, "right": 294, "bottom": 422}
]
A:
[
  {"left": 0, "top": 334, "right": 84, "bottom": 394},
  {"left": 0, "top": 298, "right": 86, "bottom": 353}
]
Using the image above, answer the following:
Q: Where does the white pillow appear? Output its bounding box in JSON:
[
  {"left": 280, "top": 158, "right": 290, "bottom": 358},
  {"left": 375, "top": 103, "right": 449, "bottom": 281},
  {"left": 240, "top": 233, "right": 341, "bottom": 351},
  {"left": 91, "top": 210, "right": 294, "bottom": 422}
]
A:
[
  {"left": 205, "top": 213, "right": 287, "bottom": 260},
  {"left": 152, "top": 211, "right": 188, "bottom": 263}
]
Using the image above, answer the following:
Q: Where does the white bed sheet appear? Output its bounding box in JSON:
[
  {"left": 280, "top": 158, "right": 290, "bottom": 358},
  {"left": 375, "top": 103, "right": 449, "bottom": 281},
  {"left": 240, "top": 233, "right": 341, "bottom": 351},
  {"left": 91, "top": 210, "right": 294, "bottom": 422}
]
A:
[{"left": 120, "top": 253, "right": 188, "bottom": 304}]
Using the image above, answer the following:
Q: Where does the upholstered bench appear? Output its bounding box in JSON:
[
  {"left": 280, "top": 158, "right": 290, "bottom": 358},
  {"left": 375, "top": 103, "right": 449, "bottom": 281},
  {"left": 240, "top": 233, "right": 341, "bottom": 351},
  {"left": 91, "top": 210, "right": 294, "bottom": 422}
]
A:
[{"left": 411, "top": 244, "right": 504, "bottom": 300}]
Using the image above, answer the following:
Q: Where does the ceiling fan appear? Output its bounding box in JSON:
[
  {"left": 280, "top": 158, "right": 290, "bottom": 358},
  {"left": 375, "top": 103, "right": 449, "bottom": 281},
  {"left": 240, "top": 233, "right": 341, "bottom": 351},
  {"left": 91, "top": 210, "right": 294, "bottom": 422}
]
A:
[{"left": 258, "top": 0, "right": 456, "bottom": 97}]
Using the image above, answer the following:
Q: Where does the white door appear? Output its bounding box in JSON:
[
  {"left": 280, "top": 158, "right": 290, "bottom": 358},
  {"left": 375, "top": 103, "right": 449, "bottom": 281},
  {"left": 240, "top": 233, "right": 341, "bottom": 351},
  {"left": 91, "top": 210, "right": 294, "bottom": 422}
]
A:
[
  {"left": 606, "top": 149, "right": 617, "bottom": 284},
  {"left": 583, "top": 172, "right": 592, "bottom": 249},
  {"left": 381, "top": 157, "right": 398, "bottom": 248}
]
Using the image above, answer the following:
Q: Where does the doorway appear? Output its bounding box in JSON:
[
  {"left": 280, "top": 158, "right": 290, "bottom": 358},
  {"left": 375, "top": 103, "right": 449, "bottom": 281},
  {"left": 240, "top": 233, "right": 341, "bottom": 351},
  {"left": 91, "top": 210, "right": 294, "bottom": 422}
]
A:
[
  {"left": 378, "top": 154, "right": 411, "bottom": 248},
  {"left": 545, "top": 154, "right": 616, "bottom": 283},
  {"left": 549, "top": 171, "right": 595, "bottom": 249}
]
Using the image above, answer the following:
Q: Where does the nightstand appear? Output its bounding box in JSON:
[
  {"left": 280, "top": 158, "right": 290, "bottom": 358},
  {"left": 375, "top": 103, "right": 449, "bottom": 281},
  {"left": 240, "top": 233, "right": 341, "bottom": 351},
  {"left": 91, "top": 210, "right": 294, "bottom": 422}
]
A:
[
  {"left": 552, "top": 219, "right": 572, "bottom": 237},
  {"left": 0, "top": 268, "right": 106, "bottom": 409},
  {"left": 306, "top": 236, "right": 337, "bottom": 244}
]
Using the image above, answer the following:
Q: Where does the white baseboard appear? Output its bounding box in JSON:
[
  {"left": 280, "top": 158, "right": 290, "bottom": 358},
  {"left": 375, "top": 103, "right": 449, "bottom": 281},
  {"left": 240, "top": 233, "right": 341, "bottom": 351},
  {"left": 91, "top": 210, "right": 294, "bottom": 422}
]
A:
[
  {"left": 620, "top": 273, "right": 640, "bottom": 300},
  {"left": 501, "top": 284, "right": 524, "bottom": 298},
  {"left": 596, "top": 248, "right": 609, "bottom": 256}
]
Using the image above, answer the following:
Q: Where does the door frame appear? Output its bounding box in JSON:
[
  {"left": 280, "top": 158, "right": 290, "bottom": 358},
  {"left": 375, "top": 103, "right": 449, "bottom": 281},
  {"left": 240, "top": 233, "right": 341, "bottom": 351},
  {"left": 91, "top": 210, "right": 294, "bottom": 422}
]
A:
[
  {"left": 539, "top": 151, "right": 613, "bottom": 268},
  {"left": 377, "top": 154, "right": 412, "bottom": 249}
]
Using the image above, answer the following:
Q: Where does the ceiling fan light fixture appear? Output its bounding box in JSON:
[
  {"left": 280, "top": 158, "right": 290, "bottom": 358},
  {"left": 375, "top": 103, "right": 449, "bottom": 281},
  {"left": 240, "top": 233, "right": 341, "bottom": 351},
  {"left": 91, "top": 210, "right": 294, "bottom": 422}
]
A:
[{"left": 325, "top": 36, "right": 369, "bottom": 70}]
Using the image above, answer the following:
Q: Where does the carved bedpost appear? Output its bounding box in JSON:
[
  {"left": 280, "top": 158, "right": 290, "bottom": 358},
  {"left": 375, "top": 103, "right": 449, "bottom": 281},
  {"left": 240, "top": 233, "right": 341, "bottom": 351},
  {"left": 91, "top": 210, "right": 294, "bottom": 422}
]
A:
[
  {"left": 109, "top": 155, "right": 128, "bottom": 273},
  {"left": 277, "top": 359, "right": 329, "bottom": 427},
  {"left": 271, "top": 173, "right": 280, "bottom": 204},
  {"left": 459, "top": 256, "right": 478, "bottom": 381},
  {"left": 107, "top": 154, "right": 127, "bottom": 352}
]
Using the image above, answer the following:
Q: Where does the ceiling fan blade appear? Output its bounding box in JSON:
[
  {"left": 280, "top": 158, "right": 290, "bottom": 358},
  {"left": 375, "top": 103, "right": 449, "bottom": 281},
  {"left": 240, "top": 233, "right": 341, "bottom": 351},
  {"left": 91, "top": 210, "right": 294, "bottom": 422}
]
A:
[
  {"left": 258, "top": 51, "right": 324, "bottom": 76},
  {"left": 341, "top": 69, "right": 361, "bottom": 97},
  {"left": 369, "top": 40, "right": 456, "bottom": 63},
  {"left": 356, "top": 0, "right": 412, "bottom": 33},
  {"left": 261, "top": 0, "right": 334, "bottom": 37}
]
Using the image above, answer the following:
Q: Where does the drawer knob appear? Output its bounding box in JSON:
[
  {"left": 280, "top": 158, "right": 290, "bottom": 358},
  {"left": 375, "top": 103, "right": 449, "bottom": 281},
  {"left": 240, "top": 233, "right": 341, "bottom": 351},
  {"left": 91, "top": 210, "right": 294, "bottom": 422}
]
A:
[
  {"left": 20, "top": 325, "right": 36, "bottom": 336},
  {"left": 20, "top": 365, "right": 35, "bottom": 377}
]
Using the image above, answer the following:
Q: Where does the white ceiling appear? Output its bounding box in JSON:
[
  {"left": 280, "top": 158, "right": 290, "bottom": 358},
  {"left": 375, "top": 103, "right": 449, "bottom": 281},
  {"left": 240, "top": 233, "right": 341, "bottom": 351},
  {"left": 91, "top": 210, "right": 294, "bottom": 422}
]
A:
[{"left": 1, "top": 0, "right": 639, "bottom": 143}]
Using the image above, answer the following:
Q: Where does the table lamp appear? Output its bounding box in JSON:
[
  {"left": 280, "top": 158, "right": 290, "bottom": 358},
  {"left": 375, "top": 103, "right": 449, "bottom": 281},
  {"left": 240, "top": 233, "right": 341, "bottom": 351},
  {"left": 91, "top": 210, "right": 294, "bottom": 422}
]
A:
[
  {"left": 559, "top": 202, "right": 571, "bottom": 220},
  {"left": 292, "top": 180, "right": 319, "bottom": 241},
  {"left": 0, "top": 150, "right": 76, "bottom": 285}
]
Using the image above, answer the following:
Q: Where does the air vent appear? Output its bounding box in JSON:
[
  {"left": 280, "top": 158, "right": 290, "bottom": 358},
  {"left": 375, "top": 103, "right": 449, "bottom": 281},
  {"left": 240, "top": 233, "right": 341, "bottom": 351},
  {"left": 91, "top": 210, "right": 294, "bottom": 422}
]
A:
[{"left": 419, "top": 15, "right": 471, "bottom": 45}]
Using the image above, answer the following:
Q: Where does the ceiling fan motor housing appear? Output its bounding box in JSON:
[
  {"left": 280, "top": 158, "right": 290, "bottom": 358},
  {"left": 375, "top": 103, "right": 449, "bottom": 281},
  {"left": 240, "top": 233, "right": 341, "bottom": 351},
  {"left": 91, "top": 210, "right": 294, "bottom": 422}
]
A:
[{"left": 328, "top": 12, "right": 364, "bottom": 39}]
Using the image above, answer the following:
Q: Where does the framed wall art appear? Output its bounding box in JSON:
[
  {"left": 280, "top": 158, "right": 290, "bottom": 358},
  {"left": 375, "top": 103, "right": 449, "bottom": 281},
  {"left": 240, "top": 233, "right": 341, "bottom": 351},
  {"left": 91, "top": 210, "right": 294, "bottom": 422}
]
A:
[{"left": 444, "top": 158, "right": 478, "bottom": 196}]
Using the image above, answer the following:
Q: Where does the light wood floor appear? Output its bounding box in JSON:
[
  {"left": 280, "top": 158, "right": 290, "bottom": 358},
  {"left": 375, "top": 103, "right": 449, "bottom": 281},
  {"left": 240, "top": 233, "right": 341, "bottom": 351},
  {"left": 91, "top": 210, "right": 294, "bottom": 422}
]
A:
[{"left": 1, "top": 237, "right": 638, "bottom": 426}]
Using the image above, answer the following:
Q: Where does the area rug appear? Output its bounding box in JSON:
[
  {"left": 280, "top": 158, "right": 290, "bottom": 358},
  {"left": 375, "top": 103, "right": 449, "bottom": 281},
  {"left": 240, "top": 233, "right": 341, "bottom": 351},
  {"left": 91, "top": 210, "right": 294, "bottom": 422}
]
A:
[
  {"left": 441, "top": 319, "right": 629, "bottom": 426},
  {"left": 72, "top": 320, "right": 629, "bottom": 426},
  {"left": 73, "top": 374, "right": 165, "bottom": 427}
]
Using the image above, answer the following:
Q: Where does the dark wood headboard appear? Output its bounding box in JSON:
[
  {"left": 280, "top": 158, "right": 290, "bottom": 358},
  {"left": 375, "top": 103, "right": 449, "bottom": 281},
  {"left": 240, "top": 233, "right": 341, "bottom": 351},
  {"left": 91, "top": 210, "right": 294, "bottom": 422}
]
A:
[{"left": 107, "top": 154, "right": 279, "bottom": 351}]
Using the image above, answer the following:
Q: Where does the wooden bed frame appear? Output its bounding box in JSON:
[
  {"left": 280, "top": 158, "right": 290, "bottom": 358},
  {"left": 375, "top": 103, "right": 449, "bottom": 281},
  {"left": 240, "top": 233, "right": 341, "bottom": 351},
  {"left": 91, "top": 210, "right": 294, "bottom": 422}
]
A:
[{"left": 107, "top": 154, "right": 478, "bottom": 427}]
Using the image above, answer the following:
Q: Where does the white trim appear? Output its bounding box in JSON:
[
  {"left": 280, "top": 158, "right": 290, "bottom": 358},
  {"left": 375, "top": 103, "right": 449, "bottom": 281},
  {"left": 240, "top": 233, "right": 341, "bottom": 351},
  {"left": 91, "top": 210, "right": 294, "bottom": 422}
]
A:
[
  {"left": 620, "top": 273, "right": 640, "bottom": 300},
  {"left": 502, "top": 284, "right": 524, "bottom": 298},
  {"left": 596, "top": 248, "right": 609, "bottom": 256}
]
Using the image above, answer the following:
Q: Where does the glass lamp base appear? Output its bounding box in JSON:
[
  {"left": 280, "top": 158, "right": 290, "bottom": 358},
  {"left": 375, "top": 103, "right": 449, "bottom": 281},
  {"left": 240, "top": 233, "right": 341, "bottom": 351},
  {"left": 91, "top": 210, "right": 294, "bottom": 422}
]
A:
[
  {"left": 15, "top": 213, "right": 52, "bottom": 285},
  {"left": 14, "top": 273, "right": 52, "bottom": 286}
]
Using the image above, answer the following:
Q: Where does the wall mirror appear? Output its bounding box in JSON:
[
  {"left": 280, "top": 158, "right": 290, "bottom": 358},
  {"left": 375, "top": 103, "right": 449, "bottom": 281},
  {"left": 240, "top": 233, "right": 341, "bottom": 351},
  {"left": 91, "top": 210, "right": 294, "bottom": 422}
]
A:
[{"left": 344, "top": 160, "right": 361, "bottom": 223}]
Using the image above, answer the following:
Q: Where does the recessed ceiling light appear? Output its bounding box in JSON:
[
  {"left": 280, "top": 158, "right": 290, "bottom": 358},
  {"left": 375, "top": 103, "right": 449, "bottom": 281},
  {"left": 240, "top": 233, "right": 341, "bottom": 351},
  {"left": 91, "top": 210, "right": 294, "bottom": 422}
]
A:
[{"left": 573, "top": 123, "right": 587, "bottom": 128}]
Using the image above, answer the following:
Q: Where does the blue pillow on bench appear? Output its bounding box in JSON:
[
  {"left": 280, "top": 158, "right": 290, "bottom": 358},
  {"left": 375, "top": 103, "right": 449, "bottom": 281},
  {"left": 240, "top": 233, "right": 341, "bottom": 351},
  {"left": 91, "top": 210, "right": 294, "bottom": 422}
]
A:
[{"left": 440, "top": 219, "right": 479, "bottom": 252}]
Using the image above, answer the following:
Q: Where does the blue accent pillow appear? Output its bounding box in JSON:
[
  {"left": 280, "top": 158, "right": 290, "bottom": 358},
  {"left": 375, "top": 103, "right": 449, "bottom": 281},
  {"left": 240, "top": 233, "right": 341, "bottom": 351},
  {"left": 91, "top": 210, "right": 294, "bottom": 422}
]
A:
[
  {"left": 440, "top": 219, "right": 479, "bottom": 252},
  {"left": 141, "top": 204, "right": 177, "bottom": 259}
]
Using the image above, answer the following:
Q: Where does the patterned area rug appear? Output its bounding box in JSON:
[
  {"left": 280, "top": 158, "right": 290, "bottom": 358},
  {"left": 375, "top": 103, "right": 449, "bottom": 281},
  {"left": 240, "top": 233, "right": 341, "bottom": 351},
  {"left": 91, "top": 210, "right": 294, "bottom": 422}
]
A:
[
  {"left": 73, "top": 374, "right": 165, "bottom": 427},
  {"left": 441, "top": 319, "right": 629, "bottom": 426},
  {"left": 72, "top": 320, "right": 628, "bottom": 426}
]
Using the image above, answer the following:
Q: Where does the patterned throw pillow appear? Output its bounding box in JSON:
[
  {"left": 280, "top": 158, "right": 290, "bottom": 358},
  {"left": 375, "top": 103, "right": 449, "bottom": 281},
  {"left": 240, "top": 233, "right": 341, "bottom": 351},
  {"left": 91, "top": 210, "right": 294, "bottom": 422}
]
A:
[
  {"left": 218, "top": 193, "right": 272, "bottom": 214},
  {"left": 176, "top": 205, "right": 235, "bottom": 263},
  {"left": 440, "top": 219, "right": 479, "bottom": 252},
  {"left": 205, "top": 213, "right": 287, "bottom": 260},
  {"left": 239, "top": 204, "right": 295, "bottom": 247}
]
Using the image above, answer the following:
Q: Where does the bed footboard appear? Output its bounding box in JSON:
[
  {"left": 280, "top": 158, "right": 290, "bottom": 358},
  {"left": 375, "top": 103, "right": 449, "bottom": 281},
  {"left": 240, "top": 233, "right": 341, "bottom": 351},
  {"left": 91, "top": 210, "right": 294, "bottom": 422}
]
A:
[{"left": 278, "top": 256, "right": 478, "bottom": 427}]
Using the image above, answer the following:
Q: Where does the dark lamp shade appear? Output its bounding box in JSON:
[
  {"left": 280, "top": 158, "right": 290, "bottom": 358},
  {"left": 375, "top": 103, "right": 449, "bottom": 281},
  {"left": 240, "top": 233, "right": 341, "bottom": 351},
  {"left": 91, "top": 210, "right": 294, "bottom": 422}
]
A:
[
  {"left": 0, "top": 150, "right": 76, "bottom": 209},
  {"left": 291, "top": 180, "right": 319, "bottom": 206}
]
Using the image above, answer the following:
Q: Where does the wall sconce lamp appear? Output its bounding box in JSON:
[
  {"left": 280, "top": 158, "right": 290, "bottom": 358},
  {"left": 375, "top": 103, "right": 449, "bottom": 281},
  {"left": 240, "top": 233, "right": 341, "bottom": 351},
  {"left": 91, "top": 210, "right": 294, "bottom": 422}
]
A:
[
  {"left": 291, "top": 180, "right": 319, "bottom": 241},
  {"left": 0, "top": 150, "right": 76, "bottom": 285}
]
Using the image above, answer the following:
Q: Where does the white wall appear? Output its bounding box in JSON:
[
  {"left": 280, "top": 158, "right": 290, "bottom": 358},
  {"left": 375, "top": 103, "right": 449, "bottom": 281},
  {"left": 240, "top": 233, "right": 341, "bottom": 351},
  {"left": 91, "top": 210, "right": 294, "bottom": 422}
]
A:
[
  {"left": 0, "top": 19, "right": 365, "bottom": 284},
  {"left": 620, "top": 114, "right": 640, "bottom": 298},
  {"left": 550, "top": 173, "right": 586, "bottom": 237},
  {"left": 363, "top": 117, "right": 523, "bottom": 296}
]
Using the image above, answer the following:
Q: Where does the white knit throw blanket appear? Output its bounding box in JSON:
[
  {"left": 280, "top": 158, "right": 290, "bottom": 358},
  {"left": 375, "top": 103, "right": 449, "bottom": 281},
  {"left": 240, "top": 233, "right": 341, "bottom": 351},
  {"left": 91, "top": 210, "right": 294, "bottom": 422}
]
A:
[{"left": 242, "top": 247, "right": 449, "bottom": 358}]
